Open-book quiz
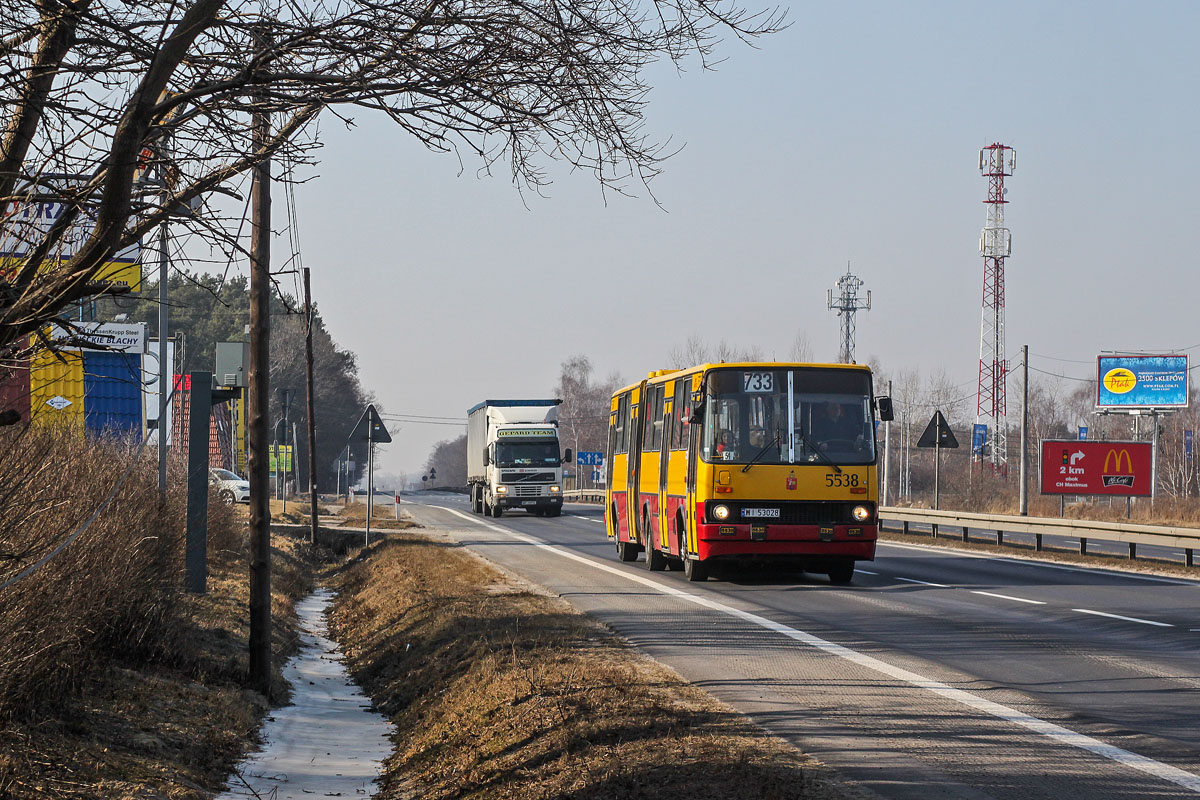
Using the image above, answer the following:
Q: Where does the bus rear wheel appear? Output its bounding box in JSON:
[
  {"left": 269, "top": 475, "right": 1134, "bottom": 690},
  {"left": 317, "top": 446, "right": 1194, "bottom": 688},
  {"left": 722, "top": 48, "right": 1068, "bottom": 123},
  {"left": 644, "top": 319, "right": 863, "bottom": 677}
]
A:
[
  {"left": 827, "top": 559, "right": 854, "bottom": 585},
  {"left": 643, "top": 512, "right": 666, "bottom": 571}
]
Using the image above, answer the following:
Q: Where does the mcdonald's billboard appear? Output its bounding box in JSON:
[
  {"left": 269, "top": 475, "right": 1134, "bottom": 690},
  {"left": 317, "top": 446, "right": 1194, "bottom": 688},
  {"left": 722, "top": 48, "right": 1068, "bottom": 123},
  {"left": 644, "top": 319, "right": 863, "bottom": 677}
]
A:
[{"left": 1039, "top": 440, "right": 1152, "bottom": 497}]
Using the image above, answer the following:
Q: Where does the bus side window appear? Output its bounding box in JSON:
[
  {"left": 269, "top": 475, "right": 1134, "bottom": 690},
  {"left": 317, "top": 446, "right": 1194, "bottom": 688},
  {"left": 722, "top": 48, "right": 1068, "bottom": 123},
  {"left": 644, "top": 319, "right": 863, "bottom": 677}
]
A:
[{"left": 672, "top": 379, "right": 688, "bottom": 450}]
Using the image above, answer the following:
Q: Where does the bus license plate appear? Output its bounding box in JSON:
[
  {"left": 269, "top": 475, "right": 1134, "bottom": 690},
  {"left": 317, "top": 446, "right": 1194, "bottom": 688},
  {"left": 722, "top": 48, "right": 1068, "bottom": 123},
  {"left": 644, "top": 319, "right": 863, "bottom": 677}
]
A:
[{"left": 741, "top": 508, "right": 779, "bottom": 519}]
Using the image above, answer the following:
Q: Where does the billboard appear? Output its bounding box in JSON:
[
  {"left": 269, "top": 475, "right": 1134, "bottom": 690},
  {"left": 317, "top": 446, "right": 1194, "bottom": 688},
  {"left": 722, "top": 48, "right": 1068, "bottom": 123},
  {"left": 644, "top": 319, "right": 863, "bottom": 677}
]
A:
[
  {"left": 1039, "top": 440, "right": 1152, "bottom": 497},
  {"left": 0, "top": 176, "right": 142, "bottom": 293},
  {"left": 1096, "top": 355, "right": 1189, "bottom": 409}
]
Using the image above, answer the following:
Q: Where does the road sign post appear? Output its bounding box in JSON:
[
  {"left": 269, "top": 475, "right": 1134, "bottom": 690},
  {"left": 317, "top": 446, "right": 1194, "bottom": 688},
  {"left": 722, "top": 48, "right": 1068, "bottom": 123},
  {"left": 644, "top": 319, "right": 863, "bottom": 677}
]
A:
[
  {"left": 917, "top": 411, "right": 958, "bottom": 513},
  {"left": 348, "top": 404, "right": 392, "bottom": 546}
]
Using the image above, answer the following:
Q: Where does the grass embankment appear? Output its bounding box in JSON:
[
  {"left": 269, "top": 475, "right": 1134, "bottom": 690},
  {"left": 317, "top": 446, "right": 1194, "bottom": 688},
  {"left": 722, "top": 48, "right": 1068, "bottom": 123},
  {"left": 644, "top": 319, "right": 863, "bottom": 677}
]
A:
[
  {"left": 0, "top": 429, "right": 328, "bottom": 799},
  {"left": 328, "top": 529, "right": 864, "bottom": 800}
]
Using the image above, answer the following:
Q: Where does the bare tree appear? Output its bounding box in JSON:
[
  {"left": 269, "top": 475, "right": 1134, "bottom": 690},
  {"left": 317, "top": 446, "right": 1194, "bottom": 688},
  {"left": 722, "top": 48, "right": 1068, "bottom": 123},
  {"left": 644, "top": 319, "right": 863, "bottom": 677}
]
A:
[
  {"left": 555, "top": 354, "right": 621, "bottom": 460},
  {"left": 665, "top": 336, "right": 762, "bottom": 368},
  {"left": 0, "top": 0, "right": 784, "bottom": 354}
]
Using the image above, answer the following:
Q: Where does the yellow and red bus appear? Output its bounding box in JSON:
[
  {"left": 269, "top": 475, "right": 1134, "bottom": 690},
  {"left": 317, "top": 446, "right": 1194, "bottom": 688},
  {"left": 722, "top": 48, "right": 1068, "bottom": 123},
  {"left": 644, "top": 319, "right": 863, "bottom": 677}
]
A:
[{"left": 605, "top": 362, "right": 893, "bottom": 583}]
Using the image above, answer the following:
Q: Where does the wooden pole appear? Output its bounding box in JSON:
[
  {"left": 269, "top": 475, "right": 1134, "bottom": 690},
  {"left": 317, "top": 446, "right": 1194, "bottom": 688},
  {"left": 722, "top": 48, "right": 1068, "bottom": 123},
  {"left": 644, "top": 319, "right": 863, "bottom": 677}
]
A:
[
  {"left": 247, "top": 26, "right": 273, "bottom": 695},
  {"left": 304, "top": 267, "right": 318, "bottom": 544}
]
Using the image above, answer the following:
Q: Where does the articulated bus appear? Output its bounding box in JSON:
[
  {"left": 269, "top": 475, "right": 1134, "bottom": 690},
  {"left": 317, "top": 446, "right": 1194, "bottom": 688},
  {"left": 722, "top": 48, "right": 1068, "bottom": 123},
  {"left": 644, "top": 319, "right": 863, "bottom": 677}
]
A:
[{"left": 605, "top": 362, "right": 894, "bottom": 583}]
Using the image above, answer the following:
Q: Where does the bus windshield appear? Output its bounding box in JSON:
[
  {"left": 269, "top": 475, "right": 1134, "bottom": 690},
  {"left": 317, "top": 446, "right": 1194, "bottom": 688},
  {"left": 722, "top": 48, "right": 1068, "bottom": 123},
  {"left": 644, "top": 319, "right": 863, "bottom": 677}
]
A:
[
  {"left": 701, "top": 368, "right": 875, "bottom": 466},
  {"left": 496, "top": 441, "right": 561, "bottom": 467}
]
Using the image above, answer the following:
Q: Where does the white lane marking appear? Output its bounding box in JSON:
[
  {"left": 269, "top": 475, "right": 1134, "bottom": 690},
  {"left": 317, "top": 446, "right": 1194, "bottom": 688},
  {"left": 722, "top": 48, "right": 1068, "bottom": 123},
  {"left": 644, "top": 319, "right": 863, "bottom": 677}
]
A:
[
  {"left": 568, "top": 515, "right": 605, "bottom": 524},
  {"left": 418, "top": 502, "right": 1200, "bottom": 793},
  {"left": 971, "top": 590, "right": 1046, "bottom": 605},
  {"left": 895, "top": 576, "right": 949, "bottom": 588},
  {"left": 877, "top": 540, "right": 1200, "bottom": 586},
  {"left": 1073, "top": 609, "right": 1174, "bottom": 628},
  {"left": 854, "top": 569, "right": 878, "bottom": 575}
]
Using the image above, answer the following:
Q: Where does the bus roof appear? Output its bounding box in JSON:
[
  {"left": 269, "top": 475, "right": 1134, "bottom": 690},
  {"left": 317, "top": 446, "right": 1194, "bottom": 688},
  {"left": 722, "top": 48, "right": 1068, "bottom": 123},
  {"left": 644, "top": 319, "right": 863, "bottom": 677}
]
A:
[{"left": 610, "top": 362, "right": 873, "bottom": 399}]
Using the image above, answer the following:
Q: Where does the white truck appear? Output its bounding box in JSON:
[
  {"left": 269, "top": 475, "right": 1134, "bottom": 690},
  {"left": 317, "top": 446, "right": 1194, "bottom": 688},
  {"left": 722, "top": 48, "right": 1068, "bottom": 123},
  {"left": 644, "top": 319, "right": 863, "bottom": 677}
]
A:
[{"left": 467, "top": 399, "right": 571, "bottom": 518}]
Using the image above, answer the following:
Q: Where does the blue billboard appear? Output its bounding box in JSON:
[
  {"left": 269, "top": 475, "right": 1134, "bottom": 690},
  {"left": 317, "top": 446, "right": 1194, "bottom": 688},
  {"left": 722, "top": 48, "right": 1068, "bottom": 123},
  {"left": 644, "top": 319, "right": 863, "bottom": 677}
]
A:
[
  {"left": 1096, "top": 355, "right": 1189, "bottom": 409},
  {"left": 971, "top": 423, "right": 988, "bottom": 455}
]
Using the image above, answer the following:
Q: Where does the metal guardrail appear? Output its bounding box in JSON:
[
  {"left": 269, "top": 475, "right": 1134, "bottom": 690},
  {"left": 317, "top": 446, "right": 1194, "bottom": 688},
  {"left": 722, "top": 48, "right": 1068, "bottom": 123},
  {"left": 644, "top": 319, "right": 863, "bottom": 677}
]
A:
[
  {"left": 879, "top": 506, "right": 1200, "bottom": 565},
  {"left": 563, "top": 490, "right": 606, "bottom": 504}
]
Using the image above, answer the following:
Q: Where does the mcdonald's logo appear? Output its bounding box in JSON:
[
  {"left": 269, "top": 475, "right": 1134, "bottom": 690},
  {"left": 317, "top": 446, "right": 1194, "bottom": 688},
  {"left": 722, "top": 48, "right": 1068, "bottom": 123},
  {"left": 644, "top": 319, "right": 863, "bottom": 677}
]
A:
[
  {"left": 1102, "top": 448, "right": 1136, "bottom": 488},
  {"left": 1103, "top": 449, "right": 1133, "bottom": 474}
]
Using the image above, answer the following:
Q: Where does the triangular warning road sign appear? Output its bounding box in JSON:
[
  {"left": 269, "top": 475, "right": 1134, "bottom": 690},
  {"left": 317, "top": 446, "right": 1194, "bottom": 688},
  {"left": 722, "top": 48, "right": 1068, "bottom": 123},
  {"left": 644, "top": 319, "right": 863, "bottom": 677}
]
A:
[
  {"left": 916, "top": 410, "right": 958, "bottom": 449},
  {"left": 349, "top": 404, "right": 392, "bottom": 443}
]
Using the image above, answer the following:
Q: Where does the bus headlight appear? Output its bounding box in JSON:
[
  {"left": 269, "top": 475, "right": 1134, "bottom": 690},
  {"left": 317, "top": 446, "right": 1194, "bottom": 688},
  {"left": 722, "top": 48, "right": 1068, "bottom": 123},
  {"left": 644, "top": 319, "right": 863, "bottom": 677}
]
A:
[
  {"left": 852, "top": 505, "right": 872, "bottom": 522},
  {"left": 712, "top": 504, "right": 731, "bottom": 521},
  {"left": 495, "top": 486, "right": 508, "bottom": 495},
  {"left": 549, "top": 485, "right": 561, "bottom": 493}
]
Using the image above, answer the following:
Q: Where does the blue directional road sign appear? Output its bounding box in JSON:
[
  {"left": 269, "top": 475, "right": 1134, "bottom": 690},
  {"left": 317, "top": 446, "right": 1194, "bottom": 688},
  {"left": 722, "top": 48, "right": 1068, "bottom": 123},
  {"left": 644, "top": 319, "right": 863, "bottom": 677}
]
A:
[{"left": 577, "top": 450, "right": 604, "bottom": 466}]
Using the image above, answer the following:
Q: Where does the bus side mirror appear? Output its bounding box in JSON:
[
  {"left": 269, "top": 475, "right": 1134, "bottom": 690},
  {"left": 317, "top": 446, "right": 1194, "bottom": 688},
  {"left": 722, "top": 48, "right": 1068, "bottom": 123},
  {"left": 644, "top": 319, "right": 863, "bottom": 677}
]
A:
[
  {"left": 876, "top": 396, "right": 894, "bottom": 422},
  {"left": 563, "top": 448, "right": 573, "bottom": 463},
  {"left": 688, "top": 400, "right": 705, "bottom": 424},
  {"left": 482, "top": 448, "right": 490, "bottom": 466}
]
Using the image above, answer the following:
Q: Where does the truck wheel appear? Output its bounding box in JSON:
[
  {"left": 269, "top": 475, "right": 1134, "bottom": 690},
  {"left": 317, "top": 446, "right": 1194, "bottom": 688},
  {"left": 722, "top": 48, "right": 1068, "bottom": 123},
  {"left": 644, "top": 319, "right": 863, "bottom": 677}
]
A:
[
  {"left": 546, "top": 507, "right": 561, "bottom": 518},
  {"left": 827, "top": 560, "right": 854, "bottom": 585},
  {"left": 491, "top": 503, "right": 503, "bottom": 518}
]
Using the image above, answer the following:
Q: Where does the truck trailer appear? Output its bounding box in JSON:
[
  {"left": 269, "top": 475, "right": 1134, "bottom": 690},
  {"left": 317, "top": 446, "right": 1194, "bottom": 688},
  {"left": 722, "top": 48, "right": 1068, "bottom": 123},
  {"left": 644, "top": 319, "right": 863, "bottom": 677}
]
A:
[{"left": 467, "top": 399, "right": 571, "bottom": 518}]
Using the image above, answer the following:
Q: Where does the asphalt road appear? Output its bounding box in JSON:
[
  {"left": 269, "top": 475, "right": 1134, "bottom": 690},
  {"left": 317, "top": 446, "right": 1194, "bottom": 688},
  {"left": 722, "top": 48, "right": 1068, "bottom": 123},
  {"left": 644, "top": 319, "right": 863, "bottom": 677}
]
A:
[{"left": 397, "top": 491, "right": 1200, "bottom": 799}]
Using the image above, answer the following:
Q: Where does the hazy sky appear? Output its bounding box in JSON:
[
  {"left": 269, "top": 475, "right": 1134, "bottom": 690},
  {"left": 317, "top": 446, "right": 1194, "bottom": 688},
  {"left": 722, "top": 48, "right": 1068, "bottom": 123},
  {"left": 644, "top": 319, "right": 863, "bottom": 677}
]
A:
[{"left": 268, "top": 1, "right": 1200, "bottom": 477}]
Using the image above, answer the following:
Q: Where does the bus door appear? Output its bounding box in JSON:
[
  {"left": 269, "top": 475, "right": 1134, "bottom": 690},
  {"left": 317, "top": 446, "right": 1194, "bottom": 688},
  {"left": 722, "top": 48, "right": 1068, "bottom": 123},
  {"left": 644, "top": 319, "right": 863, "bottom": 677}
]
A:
[
  {"left": 624, "top": 385, "right": 642, "bottom": 544},
  {"left": 684, "top": 375, "right": 702, "bottom": 557},
  {"left": 637, "top": 383, "right": 664, "bottom": 544},
  {"left": 658, "top": 381, "right": 672, "bottom": 550}
]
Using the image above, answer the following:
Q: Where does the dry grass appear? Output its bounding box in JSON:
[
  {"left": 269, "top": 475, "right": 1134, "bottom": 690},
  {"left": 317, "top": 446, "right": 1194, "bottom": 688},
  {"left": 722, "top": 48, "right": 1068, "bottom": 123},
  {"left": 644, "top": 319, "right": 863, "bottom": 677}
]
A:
[
  {"left": 327, "top": 531, "right": 864, "bottom": 800},
  {"left": 0, "top": 427, "right": 334, "bottom": 798}
]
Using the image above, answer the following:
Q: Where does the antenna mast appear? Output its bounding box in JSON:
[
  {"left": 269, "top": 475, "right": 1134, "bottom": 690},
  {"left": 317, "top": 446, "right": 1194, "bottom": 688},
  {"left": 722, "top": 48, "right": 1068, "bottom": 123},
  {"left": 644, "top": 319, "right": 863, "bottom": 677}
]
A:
[
  {"left": 828, "top": 263, "right": 871, "bottom": 364},
  {"left": 976, "top": 143, "right": 1015, "bottom": 476}
]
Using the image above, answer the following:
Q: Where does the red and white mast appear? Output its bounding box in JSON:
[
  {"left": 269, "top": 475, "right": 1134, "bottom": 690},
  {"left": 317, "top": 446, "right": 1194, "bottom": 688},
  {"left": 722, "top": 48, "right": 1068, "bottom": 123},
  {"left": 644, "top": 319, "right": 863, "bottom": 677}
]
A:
[{"left": 976, "top": 143, "right": 1015, "bottom": 475}]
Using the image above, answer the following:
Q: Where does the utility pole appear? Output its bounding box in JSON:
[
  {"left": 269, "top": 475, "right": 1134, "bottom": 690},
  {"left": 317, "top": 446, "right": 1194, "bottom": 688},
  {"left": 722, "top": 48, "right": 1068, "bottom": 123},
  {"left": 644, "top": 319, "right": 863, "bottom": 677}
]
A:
[
  {"left": 247, "top": 25, "right": 273, "bottom": 696},
  {"left": 304, "top": 267, "right": 317, "bottom": 544},
  {"left": 157, "top": 135, "right": 171, "bottom": 498},
  {"left": 882, "top": 379, "right": 892, "bottom": 506},
  {"left": 1019, "top": 344, "right": 1029, "bottom": 515}
]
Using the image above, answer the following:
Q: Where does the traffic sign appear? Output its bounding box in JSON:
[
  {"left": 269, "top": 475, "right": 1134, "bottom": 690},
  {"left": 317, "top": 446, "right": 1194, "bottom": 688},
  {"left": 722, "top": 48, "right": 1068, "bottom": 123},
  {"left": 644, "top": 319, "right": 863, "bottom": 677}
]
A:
[
  {"left": 577, "top": 450, "right": 604, "bottom": 466},
  {"left": 917, "top": 411, "right": 958, "bottom": 449},
  {"left": 349, "top": 403, "right": 391, "bottom": 443}
]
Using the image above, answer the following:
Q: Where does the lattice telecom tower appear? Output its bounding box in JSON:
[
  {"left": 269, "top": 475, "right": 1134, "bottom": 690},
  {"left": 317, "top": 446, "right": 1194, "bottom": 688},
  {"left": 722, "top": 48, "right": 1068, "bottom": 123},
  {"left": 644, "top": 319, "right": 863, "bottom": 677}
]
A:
[
  {"left": 976, "top": 143, "right": 1016, "bottom": 475},
  {"left": 828, "top": 263, "right": 871, "bottom": 364}
]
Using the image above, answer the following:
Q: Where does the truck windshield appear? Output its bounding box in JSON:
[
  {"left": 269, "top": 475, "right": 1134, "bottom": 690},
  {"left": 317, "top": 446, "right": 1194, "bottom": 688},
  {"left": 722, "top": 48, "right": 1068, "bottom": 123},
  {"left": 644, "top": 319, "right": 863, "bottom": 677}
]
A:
[
  {"left": 701, "top": 367, "right": 876, "bottom": 466},
  {"left": 496, "top": 441, "right": 561, "bottom": 467}
]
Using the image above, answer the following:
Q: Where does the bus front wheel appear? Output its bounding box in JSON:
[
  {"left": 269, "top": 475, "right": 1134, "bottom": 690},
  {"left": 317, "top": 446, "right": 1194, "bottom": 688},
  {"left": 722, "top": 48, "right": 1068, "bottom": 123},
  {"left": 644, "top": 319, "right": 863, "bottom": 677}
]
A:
[
  {"left": 827, "top": 559, "right": 854, "bottom": 585},
  {"left": 683, "top": 554, "right": 708, "bottom": 582}
]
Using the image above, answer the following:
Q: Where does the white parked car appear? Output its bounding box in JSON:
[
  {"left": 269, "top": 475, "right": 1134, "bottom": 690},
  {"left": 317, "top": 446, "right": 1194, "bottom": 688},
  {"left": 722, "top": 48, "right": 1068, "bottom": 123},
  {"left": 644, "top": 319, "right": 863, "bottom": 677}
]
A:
[{"left": 209, "top": 468, "right": 250, "bottom": 504}]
